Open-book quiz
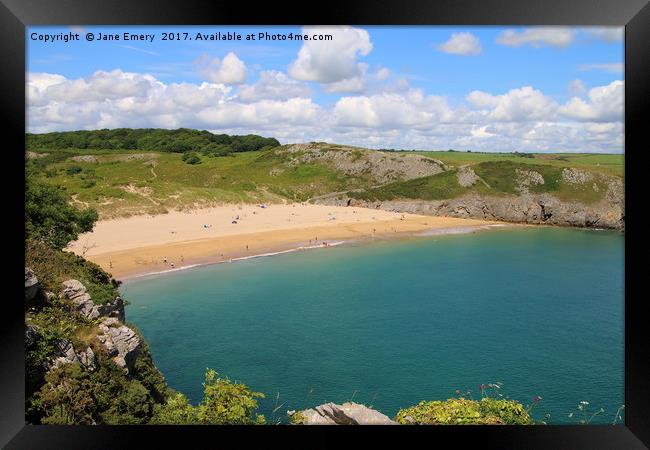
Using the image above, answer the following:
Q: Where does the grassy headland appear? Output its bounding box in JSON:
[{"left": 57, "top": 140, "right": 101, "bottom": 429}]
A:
[{"left": 26, "top": 129, "right": 623, "bottom": 220}]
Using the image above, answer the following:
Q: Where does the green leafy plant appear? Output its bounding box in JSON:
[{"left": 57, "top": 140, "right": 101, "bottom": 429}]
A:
[
  {"left": 151, "top": 368, "right": 265, "bottom": 425},
  {"left": 25, "top": 177, "right": 98, "bottom": 249},
  {"left": 395, "top": 397, "right": 533, "bottom": 425}
]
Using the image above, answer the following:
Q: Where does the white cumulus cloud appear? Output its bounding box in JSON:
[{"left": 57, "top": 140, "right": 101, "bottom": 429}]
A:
[
  {"left": 437, "top": 32, "right": 482, "bottom": 55},
  {"left": 333, "top": 89, "right": 452, "bottom": 129},
  {"left": 195, "top": 52, "right": 247, "bottom": 85},
  {"left": 26, "top": 70, "right": 624, "bottom": 153},
  {"left": 559, "top": 80, "right": 624, "bottom": 122},
  {"left": 238, "top": 71, "right": 311, "bottom": 102},
  {"left": 496, "top": 27, "right": 575, "bottom": 48},
  {"left": 466, "top": 86, "right": 559, "bottom": 121},
  {"left": 288, "top": 26, "right": 372, "bottom": 91}
]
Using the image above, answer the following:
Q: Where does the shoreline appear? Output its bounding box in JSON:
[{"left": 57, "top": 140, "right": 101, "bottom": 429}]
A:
[
  {"left": 124, "top": 240, "right": 348, "bottom": 281},
  {"left": 66, "top": 203, "right": 507, "bottom": 281},
  {"left": 122, "top": 222, "right": 522, "bottom": 282}
]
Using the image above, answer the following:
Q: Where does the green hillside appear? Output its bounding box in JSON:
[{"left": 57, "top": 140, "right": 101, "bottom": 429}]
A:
[{"left": 26, "top": 130, "right": 624, "bottom": 219}]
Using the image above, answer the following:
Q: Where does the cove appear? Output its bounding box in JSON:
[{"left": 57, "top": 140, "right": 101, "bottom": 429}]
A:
[{"left": 121, "top": 227, "right": 624, "bottom": 424}]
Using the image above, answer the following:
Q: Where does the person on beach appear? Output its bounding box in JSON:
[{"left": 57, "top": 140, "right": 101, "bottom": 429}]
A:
[
  {"left": 163, "top": 257, "right": 167, "bottom": 263},
  {"left": 170, "top": 262, "right": 175, "bottom": 268},
  {"left": 246, "top": 245, "right": 249, "bottom": 251},
  {"left": 109, "top": 261, "right": 113, "bottom": 269}
]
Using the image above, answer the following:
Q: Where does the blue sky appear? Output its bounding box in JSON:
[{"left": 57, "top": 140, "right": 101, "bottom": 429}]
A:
[{"left": 27, "top": 26, "right": 624, "bottom": 152}]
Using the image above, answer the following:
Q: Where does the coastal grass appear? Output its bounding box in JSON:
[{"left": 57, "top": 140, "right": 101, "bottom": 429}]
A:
[
  {"left": 26, "top": 239, "right": 120, "bottom": 305},
  {"left": 409, "top": 151, "right": 624, "bottom": 177},
  {"left": 349, "top": 169, "right": 467, "bottom": 201},
  {"left": 28, "top": 148, "right": 369, "bottom": 217},
  {"left": 350, "top": 160, "right": 611, "bottom": 204}
]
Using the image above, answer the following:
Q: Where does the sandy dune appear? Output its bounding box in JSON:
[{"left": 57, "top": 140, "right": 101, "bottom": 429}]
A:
[{"left": 67, "top": 203, "right": 500, "bottom": 280}]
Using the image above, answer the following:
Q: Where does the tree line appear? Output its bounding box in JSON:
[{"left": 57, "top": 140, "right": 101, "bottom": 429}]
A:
[{"left": 26, "top": 128, "right": 280, "bottom": 157}]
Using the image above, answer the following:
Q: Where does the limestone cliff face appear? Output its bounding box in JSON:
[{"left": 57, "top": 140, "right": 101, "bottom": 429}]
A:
[
  {"left": 315, "top": 164, "right": 624, "bottom": 231},
  {"left": 62, "top": 280, "right": 125, "bottom": 322},
  {"left": 27, "top": 272, "right": 141, "bottom": 375},
  {"left": 318, "top": 192, "right": 624, "bottom": 231},
  {"left": 280, "top": 143, "right": 448, "bottom": 184}
]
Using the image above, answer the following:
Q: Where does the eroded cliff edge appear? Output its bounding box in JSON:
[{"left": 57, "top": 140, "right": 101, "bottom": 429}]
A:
[{"left": 314, "top": 165, "right": 624, "bottom": 231}]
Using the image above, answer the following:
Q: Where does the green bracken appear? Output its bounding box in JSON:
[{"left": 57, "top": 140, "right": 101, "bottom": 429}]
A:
[
  {"left": 151, "top": 369, "right": 266, "bottom": 425},
  {"left": 395, "top": 398, "right": 533, "bottom": 425}
]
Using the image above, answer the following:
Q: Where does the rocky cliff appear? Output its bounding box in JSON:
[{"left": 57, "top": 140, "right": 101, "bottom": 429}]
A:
[
  {"left": 24, "top": 245, "right": 169, "bottom": 424},
  {"left": 315, "top": 165, "right": 624, "bottom": 231},
  {"left": 318, "top": 192, "right": 624, "bottom": 230},
  {"left": 27, "top": 273, "right": 142, "bottom": 376}
]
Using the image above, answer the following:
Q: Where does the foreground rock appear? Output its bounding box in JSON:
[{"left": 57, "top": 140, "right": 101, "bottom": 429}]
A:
[
  {"left": 25, "top": 268, "right": 40, "bottom": 302},
  {"left": 62, "top": 279, "right": 100, "bottom": 319},
  {"left": 98, "top": 317, "right": 141, "bottom": 374},
  {"left": 59, "top": 279, "right": 139, "bottom": 374},
  {"left": 62, "top": 279, "right": 125, "bottom": 321},
  {"left": 294, "top": 402, "right": 397, "bottom": 425},
  {"left": 49, "top": 339, "right": 96, "bottom": 371}
]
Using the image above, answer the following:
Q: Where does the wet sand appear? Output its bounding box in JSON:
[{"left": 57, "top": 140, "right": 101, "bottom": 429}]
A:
[{"left": 67, "top": 203, "right": 502, "bottom": 280}]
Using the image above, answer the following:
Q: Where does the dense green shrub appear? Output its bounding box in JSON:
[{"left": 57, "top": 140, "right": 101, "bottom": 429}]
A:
[
  {"left": 66, "top": 165, "right": 82, "bottom": 175},
  {"left": 395, "top": 397, "right": 533, "bottom": 425},
  {"left": 25, "top": 177, "right": 98, "bottom": 249},
  {"left": 151, "top": 369, "right": 266, "bottom": 425},
  {"left": 25, "top": 239, "right": 117, "bottom": 302},
  {"left": 31, "top": 349, "right": 167, "bottom": 425},
  {"left": 181, "top": 152, "right": 201, "bottom": 165}
]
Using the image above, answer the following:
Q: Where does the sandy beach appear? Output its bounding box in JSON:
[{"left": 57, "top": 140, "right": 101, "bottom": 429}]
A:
[{"left": 67, "top": 203, "right": 502, "bottom": 280}]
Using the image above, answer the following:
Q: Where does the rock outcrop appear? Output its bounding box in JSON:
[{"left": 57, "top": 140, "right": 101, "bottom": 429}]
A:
[
  {"left": 97, "top": 317, "right": 141, "bottom": 374},
  {"left": 61, "top": 279, "right": 125, "bottom": 321},
  {"left": 294, "top": 402, "right": 397, "bottom": 425},
  {"left": 49, "top": 339, "right": 96, "bottom": 371},
  {"left": 98, "top": 297, "right": 125, "bottom": 322},
  {"left": 62, "top": 279, "right": 101, "bottom": 319},
  {"left": 25, "top": 268, "right": 40, "bottom": 302},
  {"left": 515, "top": 169, "right": 545, "bottom": 194},
  {"left": 51, "top": 279, "right": 139, "bottom": 374},
  {"left": 319, "top": 191, "right": 624, "bottom": 231},
  {"left": 280, "top": 143, "right": 447, "bottom": 184},
  {"left": 456, "top": 166, "right": 480, "bottom": 187}
]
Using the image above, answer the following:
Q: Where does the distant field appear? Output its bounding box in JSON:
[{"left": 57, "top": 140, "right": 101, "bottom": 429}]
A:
[
  {"left": 406, "top": 151, "right": 624, "bottom": 177},
  {"left": 26, "top": 144, "right": 624, "bottom": 219}
]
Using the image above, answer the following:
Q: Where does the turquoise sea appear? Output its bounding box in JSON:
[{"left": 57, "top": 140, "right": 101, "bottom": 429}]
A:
[{"left": 121, "top": 227, "right": 624, "bottom": 424}]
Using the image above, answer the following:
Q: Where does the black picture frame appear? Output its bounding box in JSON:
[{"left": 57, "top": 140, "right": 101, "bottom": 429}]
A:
[{"left": 2, "top": 0, "right": 648, "bottom": 448}]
